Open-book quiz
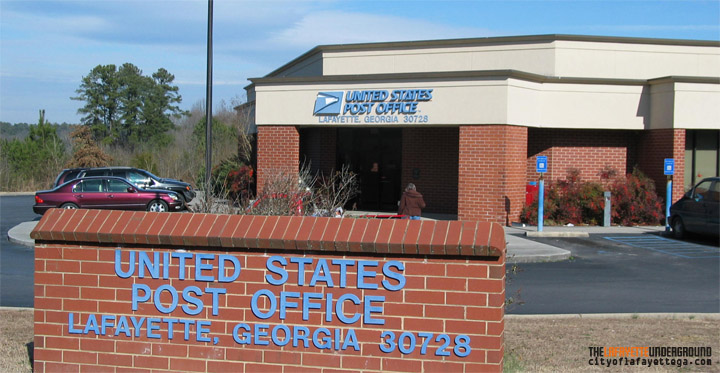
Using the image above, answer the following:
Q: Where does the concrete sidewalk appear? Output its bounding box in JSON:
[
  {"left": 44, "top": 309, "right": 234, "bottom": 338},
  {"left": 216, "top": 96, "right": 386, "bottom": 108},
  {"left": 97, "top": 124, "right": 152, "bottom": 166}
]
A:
[{"left": 9, "top": 218, "right": 664, "bottom": 264}]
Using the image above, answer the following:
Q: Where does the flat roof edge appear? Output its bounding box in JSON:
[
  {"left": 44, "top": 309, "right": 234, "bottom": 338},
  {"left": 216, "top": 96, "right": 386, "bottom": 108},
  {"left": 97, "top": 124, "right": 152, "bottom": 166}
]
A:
[
  {"left": 252, "top": 69, "right": 718, "bottom": 87},
  {"left": 264, "top": 34, "right": 720, "bottom": 79}
]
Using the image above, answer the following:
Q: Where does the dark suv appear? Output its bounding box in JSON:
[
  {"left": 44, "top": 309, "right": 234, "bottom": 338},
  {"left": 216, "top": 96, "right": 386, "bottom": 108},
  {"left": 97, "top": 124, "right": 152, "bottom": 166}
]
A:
[{"left": 53, "top": 167, "right": 196, "bottom": 203}]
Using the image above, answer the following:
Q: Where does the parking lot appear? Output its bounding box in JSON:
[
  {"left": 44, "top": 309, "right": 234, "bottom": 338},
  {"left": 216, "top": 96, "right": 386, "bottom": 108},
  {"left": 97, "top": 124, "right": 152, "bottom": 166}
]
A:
[
  {"left": 603, "top": 235, "right": 719, "bottom": 258},
  {"left": 506, "top": 230, "right": 719, "bottom": 315}
]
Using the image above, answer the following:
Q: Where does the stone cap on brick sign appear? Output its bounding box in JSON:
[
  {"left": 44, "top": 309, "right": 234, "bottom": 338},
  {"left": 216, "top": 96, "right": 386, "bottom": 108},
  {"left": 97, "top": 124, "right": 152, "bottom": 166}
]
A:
[{"left": 31, "top": 209, "right": 505, "bottom": 257}]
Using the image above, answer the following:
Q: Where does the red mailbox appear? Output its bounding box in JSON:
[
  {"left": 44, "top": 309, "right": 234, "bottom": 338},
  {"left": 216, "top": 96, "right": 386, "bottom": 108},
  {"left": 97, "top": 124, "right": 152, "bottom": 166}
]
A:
[{"left": 526, "top": 182, "right": 539, "bottom": 205}]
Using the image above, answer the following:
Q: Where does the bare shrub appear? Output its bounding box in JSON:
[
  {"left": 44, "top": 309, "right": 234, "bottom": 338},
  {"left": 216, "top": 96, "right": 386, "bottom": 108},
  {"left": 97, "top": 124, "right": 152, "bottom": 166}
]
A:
[
  {"left": 244, "top": 166, "right": 312, "bottom": 216},
  {"left": 307, "top": 165, "right": 359, "bottom": 217},
  {"left": 244, "top": 164, "right": 359, "bottom": 217}
]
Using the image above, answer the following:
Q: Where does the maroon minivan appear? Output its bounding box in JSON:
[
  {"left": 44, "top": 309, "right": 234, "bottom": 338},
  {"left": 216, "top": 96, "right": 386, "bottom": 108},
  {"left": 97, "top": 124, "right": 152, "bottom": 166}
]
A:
[{"left": 33, "top": 176, "right": 184, "bottom": 214}]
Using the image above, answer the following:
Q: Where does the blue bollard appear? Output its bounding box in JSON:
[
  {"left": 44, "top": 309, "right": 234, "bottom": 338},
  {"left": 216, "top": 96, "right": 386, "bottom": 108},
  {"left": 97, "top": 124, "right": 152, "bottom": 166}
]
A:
[
  {"left": 538, "top": 178, "right": 544, "bottom": 232},
  {"left": 665, "top": 178, "right": 672, "bottom": 232}
]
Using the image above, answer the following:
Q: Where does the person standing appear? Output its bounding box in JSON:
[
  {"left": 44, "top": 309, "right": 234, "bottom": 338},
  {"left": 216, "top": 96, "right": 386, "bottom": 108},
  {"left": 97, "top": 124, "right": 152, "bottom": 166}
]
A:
[{"left": 398, "top": 183, "right": 426, "bottom": 220}]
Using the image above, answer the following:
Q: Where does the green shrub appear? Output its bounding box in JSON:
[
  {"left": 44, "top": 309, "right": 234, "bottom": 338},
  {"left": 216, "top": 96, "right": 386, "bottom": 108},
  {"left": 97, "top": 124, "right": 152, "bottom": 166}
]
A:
[
  {"left": 130, "top": 152, "right": 158, "bottom": 175},
  {"left": 208, "top": 157, "right": 254, "bottom": 203}
]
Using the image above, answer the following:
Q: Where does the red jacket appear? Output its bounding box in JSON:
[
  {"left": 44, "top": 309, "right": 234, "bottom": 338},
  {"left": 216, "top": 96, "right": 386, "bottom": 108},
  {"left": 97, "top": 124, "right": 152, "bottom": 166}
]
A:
[{"left": 398, "top": 190, "right": 426, "bottom": 216}]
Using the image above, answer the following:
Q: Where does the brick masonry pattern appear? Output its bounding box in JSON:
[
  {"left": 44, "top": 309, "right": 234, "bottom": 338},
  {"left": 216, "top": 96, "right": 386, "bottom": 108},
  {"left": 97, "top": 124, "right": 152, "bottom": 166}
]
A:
[
  {"left": 31, "top": 209, "right": 506, "bottom": 372},
  {"left": 257, "top": 126, "right": 300, "bottom": 193},
  {"left": 458, "top": 125, "right": 528, "bottom": 224}
]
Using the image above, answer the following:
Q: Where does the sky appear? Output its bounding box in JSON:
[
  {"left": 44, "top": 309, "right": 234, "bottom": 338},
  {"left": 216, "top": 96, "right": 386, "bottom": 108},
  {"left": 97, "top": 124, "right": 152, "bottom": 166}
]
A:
[{"left": 1, "top": 0, "right": 718, "bottom": 125}]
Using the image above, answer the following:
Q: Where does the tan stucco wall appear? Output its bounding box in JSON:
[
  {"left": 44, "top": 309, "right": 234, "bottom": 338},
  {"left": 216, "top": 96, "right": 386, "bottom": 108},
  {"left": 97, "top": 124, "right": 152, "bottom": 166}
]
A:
[
  {"left": 672, "top": 82, "right": 720, "bottom": 129},
  {"left": 254, "top": 78, "right": 653, "bottom": 130},
  {"left": 553, "top": 40, "right": 720, "bottom": 80},
  {"left": 273, "top": 38, "right": 719, "bottom": 81},
  {"left": 322, "top": 43, "right": 557, "bottom": 76},
  {"left": 252, "top": 36, "right": 719, "bottom": 131}
]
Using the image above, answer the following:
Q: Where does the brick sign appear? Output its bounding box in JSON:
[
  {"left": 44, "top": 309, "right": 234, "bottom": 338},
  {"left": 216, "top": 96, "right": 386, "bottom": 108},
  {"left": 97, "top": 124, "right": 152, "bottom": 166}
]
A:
[{"left": 32, "top": 209, "right": 506, "bottom": 372}]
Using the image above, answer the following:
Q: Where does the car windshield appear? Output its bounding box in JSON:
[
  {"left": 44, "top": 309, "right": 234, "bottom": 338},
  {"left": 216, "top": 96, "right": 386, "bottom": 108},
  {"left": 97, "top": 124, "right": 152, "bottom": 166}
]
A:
[
  {"left": 139, "top": 169, "right": 161, "bottom": 181},
  {"left": 126, "top": 170, "right": 159, "bottom": 186}
]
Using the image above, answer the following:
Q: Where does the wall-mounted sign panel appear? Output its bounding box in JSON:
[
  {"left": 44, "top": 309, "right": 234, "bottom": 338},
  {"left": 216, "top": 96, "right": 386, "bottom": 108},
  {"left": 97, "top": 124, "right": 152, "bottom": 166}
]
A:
[
  {"left": 664, "top": 158, "right": 675, "bottom": 175},
  {"left": 536, "top": 156, "right": 548, "bottom": 173},
  {"left": 313, "top": 89, "right": 434, "bottom": 125}
]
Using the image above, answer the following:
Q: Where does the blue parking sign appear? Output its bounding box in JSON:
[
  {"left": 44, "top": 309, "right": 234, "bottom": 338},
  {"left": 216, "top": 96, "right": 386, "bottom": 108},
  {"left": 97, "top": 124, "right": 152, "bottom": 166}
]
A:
[
  {"left": 664, "top": 158, "right": 674, "bottom": 175},
  {"left": 536, "top": 156, "right": 548, "bottom": 173}
]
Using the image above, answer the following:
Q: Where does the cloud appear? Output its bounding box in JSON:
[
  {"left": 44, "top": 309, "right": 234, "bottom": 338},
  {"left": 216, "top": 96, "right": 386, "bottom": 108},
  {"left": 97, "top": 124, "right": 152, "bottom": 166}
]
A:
[
  {"left": 0, "top": 0, "right": 491, "bottom": 123},
  {"left": 265, "top": 10, "right": 494, "bottom": 49}
]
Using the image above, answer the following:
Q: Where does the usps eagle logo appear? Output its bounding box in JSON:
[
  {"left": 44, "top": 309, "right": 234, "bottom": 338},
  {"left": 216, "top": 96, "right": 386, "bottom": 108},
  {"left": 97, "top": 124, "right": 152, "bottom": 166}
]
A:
[{"left": 313, "top": 92, "right": 343, "bottom": 115}]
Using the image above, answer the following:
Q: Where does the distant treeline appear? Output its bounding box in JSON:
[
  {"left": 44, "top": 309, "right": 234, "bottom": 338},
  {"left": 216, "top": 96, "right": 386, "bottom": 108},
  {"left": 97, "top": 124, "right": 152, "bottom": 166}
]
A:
[{"left": 0, "top": 121, "right": 76, "bottom": 141}]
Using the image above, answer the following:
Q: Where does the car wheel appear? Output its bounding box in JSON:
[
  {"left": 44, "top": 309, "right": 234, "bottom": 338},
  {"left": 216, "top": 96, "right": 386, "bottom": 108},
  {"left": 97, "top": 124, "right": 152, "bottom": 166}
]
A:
[
  {"left": 147, "top": 200, "right": 169, "bottom": 213},
  {"left": 672, "top": 217, "right": 686, "bottom": 239},
  {"left": 60, "top": 203, "right": 79, "bottom": 209}
]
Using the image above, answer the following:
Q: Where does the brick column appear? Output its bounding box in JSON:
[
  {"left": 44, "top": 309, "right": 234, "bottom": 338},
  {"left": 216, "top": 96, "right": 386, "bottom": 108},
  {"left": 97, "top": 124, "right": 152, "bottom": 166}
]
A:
[
  {"left": 458, "top": 125, "right": 528, "bottom": 225},
  {"left": 257, "top": 126, "right": 300, "bottom": 193},
  {"left": 637, "top": 129, "right": 685, "bottom": 203}
]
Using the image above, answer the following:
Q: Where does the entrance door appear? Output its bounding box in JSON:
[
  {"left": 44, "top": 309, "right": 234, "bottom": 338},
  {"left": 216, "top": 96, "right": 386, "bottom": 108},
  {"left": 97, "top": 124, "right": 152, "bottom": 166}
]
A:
[{"left": 337, "top": 128, "right": 402, "bottom": 211}]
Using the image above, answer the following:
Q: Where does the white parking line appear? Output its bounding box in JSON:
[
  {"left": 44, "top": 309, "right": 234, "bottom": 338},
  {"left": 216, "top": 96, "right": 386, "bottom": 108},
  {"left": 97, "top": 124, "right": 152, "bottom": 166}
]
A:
[{"left": 603, "top": 236, "right": 720, "bottom": 258}]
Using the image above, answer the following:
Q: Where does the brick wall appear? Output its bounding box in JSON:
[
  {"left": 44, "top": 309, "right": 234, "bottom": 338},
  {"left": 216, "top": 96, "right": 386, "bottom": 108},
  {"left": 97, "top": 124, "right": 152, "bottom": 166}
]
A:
[
  {"left": 32, "top": 209, "right": 506, "bottom": 372},
  {"left": 526, "top": 128, "right": 636, "bottom": 183},
  {"left": 637, "top": 128, "right": 686, "bottom": 203},
  {"left": 402, "top": 128, "right": 459, "bottom": 215},
  {"left": 300, "top": 127, "right": 337, "bottom": 177},
  {"left": 458, "top": 125, "right": 527, "bottom": 225},
  {"left": 257, "top": 126, "right": 300, "bottom": 193}
]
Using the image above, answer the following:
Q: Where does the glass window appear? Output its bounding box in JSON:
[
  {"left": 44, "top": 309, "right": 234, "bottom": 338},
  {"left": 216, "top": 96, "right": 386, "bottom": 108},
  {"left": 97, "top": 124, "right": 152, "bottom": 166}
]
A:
[
  {"left": 127, "top": 171, "right": 147, "bottom": 185},
  {"left": 111, "top": 170, "right": 126, "bottom": 178},
  {"left": 685, "top": 130, "right": 720, "bottom": 190},
  {"left": 707, "top": 181, "right": 720, "bottom": 202},
  {"left": 84, "top": 170, "right": 105, "bottom": 177},
  {"left": 696, "top": 134, "right": 719, "bottom": 181},
  {"left": 107, "top": 179, "right": 130, "bottom": 192},
  {"left": 63, "top": 170, "right": 81, "bottom": 183},
  {"left": 79, "top": 179, "right": 104, "bottom": 193},
  {"left": 693, "top": 180, "right": 712, "bottom": 200}
]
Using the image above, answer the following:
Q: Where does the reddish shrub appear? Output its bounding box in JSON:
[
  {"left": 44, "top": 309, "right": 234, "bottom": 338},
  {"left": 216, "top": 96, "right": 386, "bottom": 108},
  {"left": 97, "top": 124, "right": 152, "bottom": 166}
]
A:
[
  {"left": 610, "top": 168, "right": 664, "bottom": 226},
  {"left": 521, "top": 167, "right": 664, "bottom": 226},
  {"left": 521, "top": 169, "right": 603, "bottom": 225}
]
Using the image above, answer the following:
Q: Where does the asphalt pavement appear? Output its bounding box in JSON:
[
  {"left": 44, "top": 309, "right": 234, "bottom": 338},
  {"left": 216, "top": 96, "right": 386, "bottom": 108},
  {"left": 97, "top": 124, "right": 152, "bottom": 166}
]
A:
[{"left": 1, "top": 194, "right": 39, "bottom": 307}]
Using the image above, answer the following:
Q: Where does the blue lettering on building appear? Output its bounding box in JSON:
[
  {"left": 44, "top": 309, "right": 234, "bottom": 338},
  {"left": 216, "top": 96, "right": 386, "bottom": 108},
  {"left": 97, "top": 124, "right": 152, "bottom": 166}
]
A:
[{"left": 314, "top": 89, "right": 433, "bottom": 123}]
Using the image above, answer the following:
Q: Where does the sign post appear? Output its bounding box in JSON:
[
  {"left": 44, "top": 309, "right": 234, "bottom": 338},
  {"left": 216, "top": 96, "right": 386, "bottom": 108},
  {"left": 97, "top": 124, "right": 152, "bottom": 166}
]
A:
[
  {"left": 536, "top": 156, "right": 548, "bottom": 232},
  {"left": 664, "top": 158, "right": 674, "bottom": 232}
]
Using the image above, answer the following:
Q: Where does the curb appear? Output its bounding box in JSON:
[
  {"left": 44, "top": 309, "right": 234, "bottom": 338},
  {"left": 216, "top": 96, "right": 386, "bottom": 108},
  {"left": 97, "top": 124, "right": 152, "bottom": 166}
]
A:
[
  {"left": 0, "top": 192, "right": 35, "bottom": 196},
  {"left": 506, "top": 313, "right": 720, "bottom": 320},
  {"left": 526, "top": 231, "right": 590, "bottom": 238},
  {"left": 7, "top": 221, "right": 37, "bottom": 248},
  {"left": 507, "top": 250, "right": 571, "bottom": 263}
]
